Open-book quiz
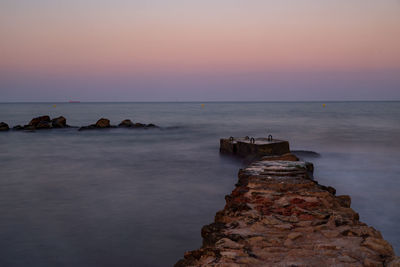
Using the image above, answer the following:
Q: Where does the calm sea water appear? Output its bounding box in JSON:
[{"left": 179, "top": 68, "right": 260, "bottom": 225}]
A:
[{"left": 0, "top": 102, "right": 399, "bottom": 266}]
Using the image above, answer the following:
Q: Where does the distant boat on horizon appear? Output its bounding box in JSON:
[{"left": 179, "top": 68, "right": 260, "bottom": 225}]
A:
[{"left": 68, "top": 100, "right": 81, "bottom": 103}]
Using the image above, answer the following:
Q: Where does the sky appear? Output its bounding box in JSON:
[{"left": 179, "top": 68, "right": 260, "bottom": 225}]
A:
[{"left": 1, "top": 0, "right": 400, "bottom": 102}]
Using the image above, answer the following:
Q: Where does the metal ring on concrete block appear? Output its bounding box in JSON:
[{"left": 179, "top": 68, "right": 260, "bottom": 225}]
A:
[
  {"left": 229, "top": 136, "right": 234, "bottom": 142},
  {"left": 268, "top": 135, "right": 273, "bottom": 141},
  {"left": 250, "top": 137, "right": 255, "bottom": 144}
]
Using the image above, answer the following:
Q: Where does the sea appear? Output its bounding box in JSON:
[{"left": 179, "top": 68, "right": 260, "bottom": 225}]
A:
[{"left": 0, "top": 101, "right": 399, "bottom": 266}]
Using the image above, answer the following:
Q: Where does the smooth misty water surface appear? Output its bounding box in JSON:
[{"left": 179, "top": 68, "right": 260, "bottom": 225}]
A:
[{"left": 0, "top": 102, "right": 399, "bottom": 266}]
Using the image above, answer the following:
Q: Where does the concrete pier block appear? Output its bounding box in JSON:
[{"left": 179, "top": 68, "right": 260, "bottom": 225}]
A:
[{"left": 220, "top": 137, "right": 290, "bottom": 158}]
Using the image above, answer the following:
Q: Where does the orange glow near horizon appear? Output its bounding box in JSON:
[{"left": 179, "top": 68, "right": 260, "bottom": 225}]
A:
[{"left": 1, "top": 1, "right": 400, "bottom": 75}]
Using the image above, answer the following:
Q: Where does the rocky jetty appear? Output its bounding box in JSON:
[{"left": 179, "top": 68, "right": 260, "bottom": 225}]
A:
[
  {"left": 118, "top": 119, "right": 158, "bottom": 129},
  {"left": 0, "top": 122, "right": 10, "bottom": 131},
  {"left": 176, "top": 140, "right": 399, "bottom": 266},
  {"left": 13, "top": 115, "right": 70, "bottom": 130}
]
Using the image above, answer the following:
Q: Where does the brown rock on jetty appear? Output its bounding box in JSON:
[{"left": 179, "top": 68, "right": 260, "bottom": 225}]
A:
[
  {"left": 176, "top": 139, "right": 398, "bottom": 266},
  {"left": 0, "top": 122, "right": 10, "bottom": 131}
]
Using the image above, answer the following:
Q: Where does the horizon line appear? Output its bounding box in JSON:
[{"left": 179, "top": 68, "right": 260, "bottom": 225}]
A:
[{"left": 1, "top": 100, "right": 400, "bottom": 104}]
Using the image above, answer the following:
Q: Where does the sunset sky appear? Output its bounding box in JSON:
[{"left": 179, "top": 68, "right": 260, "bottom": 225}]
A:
[{"left": 1, "top": 0, "right": 400, "bottom": 101}]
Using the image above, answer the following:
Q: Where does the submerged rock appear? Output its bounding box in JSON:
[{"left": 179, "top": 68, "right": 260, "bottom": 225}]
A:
[
  {"left": 0, "top": 122, "right": 10, "bottom": 131},
  {"left": 118, "top": 119, "right": 159, "bottom": 129},
  {"left": 292, "top": 150, "right": 321, "bottom": 158}
]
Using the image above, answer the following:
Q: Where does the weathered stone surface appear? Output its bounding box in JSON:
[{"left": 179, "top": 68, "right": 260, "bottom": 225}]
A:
[
  {"left": 0, "top": 122, "right": 9, "bottom": 131},
  {"left": 51, "top": 116, "right": 68, "bottom": 128},
  {"left": 175, "top": 154, "right": 398, "bottom": 266},
  {"left": 29, "top": 115, "right": 50, "bottom": 127},
  {"left": 95, "top": 118, "right": 110, "bottom": 128}
]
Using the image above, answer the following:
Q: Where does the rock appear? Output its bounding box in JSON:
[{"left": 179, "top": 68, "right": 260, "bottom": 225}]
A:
[
  {"left": 23, "top": 125, "right": 36, "bottom": 131},
  {"left": 118, "top": 119, "right": 134, "bottom": 127},
  {"left": 118, "top": 119, "right": 159, "bottom": 129},
  {"left": 36, "top": 121, "right": 51, "bottom": 129},
  {"left": 29, "top": 115, "right": 50, "bottom": 127},
  {"left": 95, "top": 118, "right": 110, "bottom": 128},
  {"left": 146, "top": 123, "right": 158, "bottom": 128},
  {"left": 287, "top": 232, "right": 302, "bottom": 240},
  {"left": 10, "top": 116, "right": 69, "bottom": 130},
  {"left": 133, "top": 123, "right": 146, "bottom": 128},
  {"left": 387, "top": 257, "right": 400, "bottom": 267},
  {"left": 79, "top": 118, "right": 114, "bottom": 130},
  {"left": 0, "top": 122, "right": 9, "bottom": 131},
  {"left": 51, "top": 116, "right": 68, "bottom": 128},
  {"left": 337, "top": 195, "right": 351, "bottom": 208},
  {"left": 291, "top": 150, "right": 321, "bottom": 158},
  {"left": 362, "top": 237, "right": 394, "bottom": 256},
  {"left": 13, "top": 125, "right": 24, "bottom": 131}
]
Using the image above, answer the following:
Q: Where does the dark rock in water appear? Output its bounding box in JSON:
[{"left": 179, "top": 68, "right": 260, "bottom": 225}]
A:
[
  {"left": 118, "top": 119, "right": 134, "bottom": 127},
  {"left": 118, "top": 119, "right": 159, "bottom": 129},
  {"left": 23, "top": 125, "right": 36, "bottom": 131},
  {"left": 146, "top": 123, "right": 158, "bottom": 128},
  {"left": 79, "top": 118, "right": 114, "bottom": 131},
  {"left": 51, "top": 116, "right": 68, "bottom": 128},
  {"left": 0, "top": 122, "right": 10, "bottom": 131},
  {"left": 95, "top": 118, "right": 110, "bottom": 128},
  {"left": 133, "top": 122, "right": 146, "bottom": 128},
  {"left": 29, "top": 115, "right": 51, "bottom": 127},
  {"left": 292, "top": 150, "right": 321, "bottom": 158},
  {"left": 12, "top": 116, "right": 69, "bottom": 131},
  {"left": 13, "top": 125, "right": 24, "bottom": 131},
  {"left": 36, "top": 121, "right": 52, "bottom": 129},
  {"left": 23, "top": 115, "right": 53, "bottom": 130},
  {"left": 132, "top": 122, "right": 159, "bottom": 128}
]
